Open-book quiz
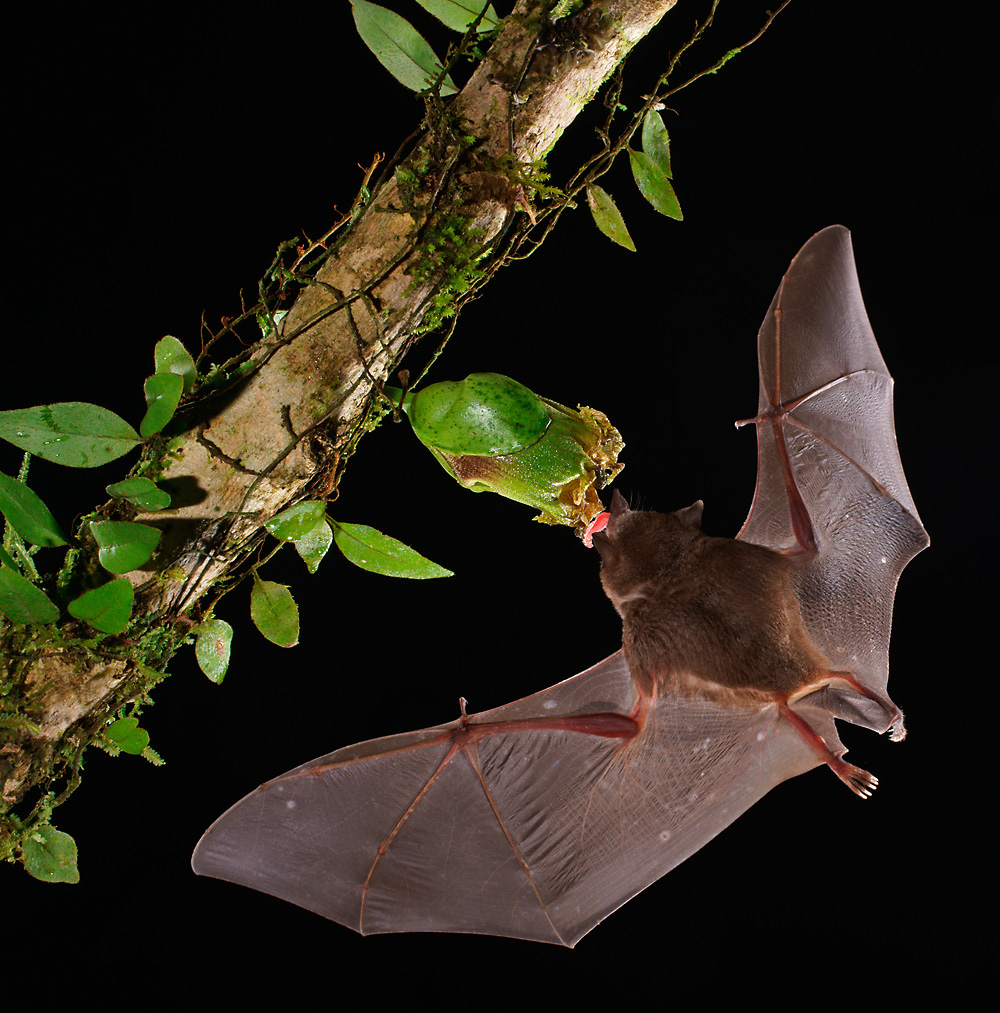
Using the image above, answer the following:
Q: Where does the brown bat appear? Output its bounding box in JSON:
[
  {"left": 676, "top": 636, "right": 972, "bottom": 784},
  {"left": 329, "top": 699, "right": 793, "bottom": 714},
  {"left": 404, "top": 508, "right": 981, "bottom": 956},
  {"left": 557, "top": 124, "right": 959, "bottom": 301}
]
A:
[{"left": 191, "top": 225, "right": 928, "bottom": 946}]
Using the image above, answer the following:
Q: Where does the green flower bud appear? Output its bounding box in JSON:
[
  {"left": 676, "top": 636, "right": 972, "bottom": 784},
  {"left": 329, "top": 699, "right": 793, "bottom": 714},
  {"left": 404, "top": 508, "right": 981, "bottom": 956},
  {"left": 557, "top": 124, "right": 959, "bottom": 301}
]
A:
[{"left": 400, "top": 373, "right": 624, "bottom": 534}]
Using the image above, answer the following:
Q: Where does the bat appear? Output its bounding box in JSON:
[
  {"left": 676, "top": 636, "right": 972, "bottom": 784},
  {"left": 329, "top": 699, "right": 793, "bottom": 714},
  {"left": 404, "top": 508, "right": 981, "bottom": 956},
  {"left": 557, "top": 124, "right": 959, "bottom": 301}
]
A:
[{"left": 191, "top": 225, "right": 928, "bottom": 946}]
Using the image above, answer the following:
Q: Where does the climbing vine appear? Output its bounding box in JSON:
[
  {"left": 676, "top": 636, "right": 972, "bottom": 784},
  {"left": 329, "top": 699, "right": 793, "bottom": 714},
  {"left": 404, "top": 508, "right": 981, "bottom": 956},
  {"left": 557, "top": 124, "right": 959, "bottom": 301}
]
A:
[{"left": 1, "top": 0, "right": 790, "bottom": 883}]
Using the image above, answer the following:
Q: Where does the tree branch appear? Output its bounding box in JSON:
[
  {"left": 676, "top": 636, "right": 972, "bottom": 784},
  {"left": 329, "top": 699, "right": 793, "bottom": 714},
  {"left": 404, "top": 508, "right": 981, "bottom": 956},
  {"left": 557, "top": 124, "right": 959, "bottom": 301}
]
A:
[{"left": 2, "top": 0, "right": 679, "bottom": 826}]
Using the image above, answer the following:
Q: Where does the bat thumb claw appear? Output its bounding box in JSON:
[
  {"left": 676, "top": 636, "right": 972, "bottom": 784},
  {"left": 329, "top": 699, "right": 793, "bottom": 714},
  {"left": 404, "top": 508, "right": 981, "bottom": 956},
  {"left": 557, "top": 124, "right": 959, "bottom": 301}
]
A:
[{"left": 888, "top": 712, "right": 907, "bottom": 742}]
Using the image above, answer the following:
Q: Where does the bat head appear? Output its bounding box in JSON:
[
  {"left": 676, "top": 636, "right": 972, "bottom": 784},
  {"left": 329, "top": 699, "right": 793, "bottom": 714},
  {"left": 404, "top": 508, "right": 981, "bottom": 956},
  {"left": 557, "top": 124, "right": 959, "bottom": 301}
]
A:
[{"left": 593, "top": 492, "right": 706, "bottom": 613}]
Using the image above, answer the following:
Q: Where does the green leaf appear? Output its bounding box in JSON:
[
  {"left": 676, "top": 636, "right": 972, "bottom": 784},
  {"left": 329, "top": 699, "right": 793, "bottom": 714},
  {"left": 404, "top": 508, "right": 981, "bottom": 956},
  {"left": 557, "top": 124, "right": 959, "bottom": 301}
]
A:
[
  {"left": 415, "top": 0, "right": 499, "bottom": 32},
  {"left": 153, "top": 335, "right": 196, "bottom": 393},
  {"left": 22, "top": 827, "right": 79, "bottom": 884},
  {"left": 586, "top": 185, "right": 636, "bottom": 252},
  {"left": 0, "top": 568, "right": 59, "bottom": 624},
  {"left": 641, "top": 110, "right": 673, "bottom": 177},
  {"left": 194, "top": 618, "right": 233, "bottom": 684},
  {"left": 352, "top": 0, "right": 458, "bottom": 96},
  {"left": 90, "top": 520, "right": 161, "bottom": 574},
  {"left": 0, "top": 471, "right": 68, "bottom": 546},
  {"left": 332, "top": 521, "right": 453, "bottom": 579},
  {"left": 105, "top": 716, "right": 150, "bottom": 755},
  {"left": 629, "top": 150, "right": 683, "bottom": 220},
  {"left": 0, "top": 403, "right": 142, "bottom": 468},
  {"left": 250, "top": 576, "right": 299, "bottom": 647},
  {"left": 0, "top": 544, "right": 17, "bottom": 570},
  {"left": 264, "top": 501, "right": 327, "bottom": 542},
  {"left": 67, "top": 579, "right": 134, "bottom": 634},
  {"left": 140, "top": 372, "right": 184, "bottom": 438},
  {"left": 295, "top": 519, "right": 333, "bottom": 574},
  {"left": 106, "top": 477, "right": 171, "bottom": 512}
]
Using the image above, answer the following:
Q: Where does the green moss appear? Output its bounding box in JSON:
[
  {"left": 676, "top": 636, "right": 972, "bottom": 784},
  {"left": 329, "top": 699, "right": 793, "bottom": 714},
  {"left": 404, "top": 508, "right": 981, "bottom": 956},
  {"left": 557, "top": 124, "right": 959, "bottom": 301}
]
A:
[{"left": 406, "top": 214, "right": 487, "bottom": 332}]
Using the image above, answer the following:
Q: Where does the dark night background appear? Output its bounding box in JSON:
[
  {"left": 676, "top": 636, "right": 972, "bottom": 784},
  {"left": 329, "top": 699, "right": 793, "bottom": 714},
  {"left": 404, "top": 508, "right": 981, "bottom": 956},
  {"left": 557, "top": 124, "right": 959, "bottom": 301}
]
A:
[{"left": 5, "top": 1, "right": 987, "bottom": 994}]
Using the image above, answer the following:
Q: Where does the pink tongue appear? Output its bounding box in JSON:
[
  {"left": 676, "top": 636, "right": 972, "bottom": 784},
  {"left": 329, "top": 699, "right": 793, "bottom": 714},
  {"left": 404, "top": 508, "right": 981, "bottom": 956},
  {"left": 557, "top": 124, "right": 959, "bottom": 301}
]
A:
[{"left": 583, "top": 511, "right": 610, "bottom": 548}]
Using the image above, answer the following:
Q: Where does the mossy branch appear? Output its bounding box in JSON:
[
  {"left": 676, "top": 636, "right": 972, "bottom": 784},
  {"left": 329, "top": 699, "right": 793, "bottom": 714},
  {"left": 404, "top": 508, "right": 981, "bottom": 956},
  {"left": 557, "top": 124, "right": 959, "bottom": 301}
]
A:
[{"left": 1, "top": 0, "right": 790, "bottom": 874}]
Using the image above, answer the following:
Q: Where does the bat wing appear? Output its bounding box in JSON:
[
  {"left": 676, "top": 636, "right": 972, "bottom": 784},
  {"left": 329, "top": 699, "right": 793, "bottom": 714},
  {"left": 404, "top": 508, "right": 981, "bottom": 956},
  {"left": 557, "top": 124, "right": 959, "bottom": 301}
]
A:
[
  {"left": 192, "top": 650, "right": 833, "bottom": 946},
  {"left": 737, "top": 225, "right": 928, "bottom": 731}
]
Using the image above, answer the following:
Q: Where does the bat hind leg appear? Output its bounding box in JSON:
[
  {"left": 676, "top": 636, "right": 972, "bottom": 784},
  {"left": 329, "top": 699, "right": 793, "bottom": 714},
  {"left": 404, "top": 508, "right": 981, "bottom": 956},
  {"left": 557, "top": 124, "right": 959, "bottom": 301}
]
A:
[
  {"left": 825, "top": 671, "right": 906, "bottom": 741},
  {"left": 778, "top": 702, "right": 878, "bottom": 799},
  {"left": 789, "top": 671, "right": 906, "bottom": 741}
]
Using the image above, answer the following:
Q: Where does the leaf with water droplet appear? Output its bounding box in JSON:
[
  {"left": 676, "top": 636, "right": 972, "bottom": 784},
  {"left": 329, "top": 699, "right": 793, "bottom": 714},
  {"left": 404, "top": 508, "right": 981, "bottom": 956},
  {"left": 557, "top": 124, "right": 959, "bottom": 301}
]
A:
[
  {"left": 140, "top": 372, "right": 184, "bottom": 438},
  {"left": 264, "top": 501, "right": 327, "bottom": 542},
  {"left": 295, "top": 519, "right": 334, "bottom": 574},
  {"left": 67, "top": 578, "right": 134, "bottom": 634},
  {"left": 0, "top": 568, "right": 59, "bottom": 624},
  {"left": 195, "top": 618, "right": 233, "bottom": 683},
  {"left": 153, "top": 335, "right": 196, "bottom": 393},
  {"left": 90, "top": 520, "right": 161, "bottom": 573},
  {"left": 0, "top": 403, "right": 142, "bottom": 468},
  {"left": 332, "top": 521, "right": 453, "bottom": 578},
  {"left": 0, "top": 471, "right": 68, "bottom": 546}
]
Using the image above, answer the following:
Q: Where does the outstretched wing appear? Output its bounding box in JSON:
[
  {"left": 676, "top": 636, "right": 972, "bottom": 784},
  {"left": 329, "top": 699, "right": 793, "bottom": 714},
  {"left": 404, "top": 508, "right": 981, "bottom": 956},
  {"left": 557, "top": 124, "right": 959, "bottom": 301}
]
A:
[
  {"left": 192, "top": 651, "right": 832, "bottom": 946},
  {"left": 737, "top": 225, "right": 928, "bottom": 730}
]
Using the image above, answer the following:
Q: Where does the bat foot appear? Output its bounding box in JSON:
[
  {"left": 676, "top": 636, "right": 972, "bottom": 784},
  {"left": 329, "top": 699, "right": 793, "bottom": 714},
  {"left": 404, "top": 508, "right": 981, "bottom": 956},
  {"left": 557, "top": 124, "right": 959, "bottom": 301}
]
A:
[
  {"left": 778, "top": 702, "right": 879, "bottom": 798},
  {"left": 831, "top": 757, "right": 878, "bottom": 799}
]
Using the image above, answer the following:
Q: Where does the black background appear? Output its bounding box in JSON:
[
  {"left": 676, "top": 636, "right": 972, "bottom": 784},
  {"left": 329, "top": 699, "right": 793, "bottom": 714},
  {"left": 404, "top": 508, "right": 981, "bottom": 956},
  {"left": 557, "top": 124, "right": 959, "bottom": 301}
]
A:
[{"left": 6, "top": 1, "right": 987, "bottom": 995}]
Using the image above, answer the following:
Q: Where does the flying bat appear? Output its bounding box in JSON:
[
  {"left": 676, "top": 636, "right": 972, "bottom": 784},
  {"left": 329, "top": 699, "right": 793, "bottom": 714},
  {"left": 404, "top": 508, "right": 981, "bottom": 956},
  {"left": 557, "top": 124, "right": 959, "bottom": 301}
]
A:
[{"left": 192, "top": 225, "right": 928, "bottom": 946}]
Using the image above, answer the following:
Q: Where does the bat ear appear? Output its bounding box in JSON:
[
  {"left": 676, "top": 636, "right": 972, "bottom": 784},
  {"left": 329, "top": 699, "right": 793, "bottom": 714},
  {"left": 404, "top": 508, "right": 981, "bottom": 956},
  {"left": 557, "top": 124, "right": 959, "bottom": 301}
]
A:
[
  {"left": 677, "top": 500, "right": 704, "bottom": 529},
  {"left": 609, "top": 489, "right": 630, "bottom": 517}
]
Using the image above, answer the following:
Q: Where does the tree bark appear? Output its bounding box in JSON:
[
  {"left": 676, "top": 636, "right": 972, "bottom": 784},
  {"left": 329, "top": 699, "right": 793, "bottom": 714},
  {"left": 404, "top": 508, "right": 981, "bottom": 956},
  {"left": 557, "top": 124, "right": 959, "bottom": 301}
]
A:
[{"left": 2, "top": 1, "right": 675, "bottom": 813}]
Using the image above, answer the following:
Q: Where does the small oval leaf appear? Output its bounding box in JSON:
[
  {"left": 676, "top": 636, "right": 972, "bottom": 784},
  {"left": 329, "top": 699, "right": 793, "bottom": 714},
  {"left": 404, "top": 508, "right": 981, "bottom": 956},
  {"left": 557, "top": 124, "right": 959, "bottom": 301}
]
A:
[
  {"left": 0, "top": 403, "right": 142, "bottom": 468},
  {"left": 332, "top": 521, "right": 453, "bottom": 579},
  {"left": 415, "top": 0, "right": 499, "bottom": 32},
  {"left": 250, "top": 577, "right": 299, "bottom": 647},
  {"left": 106, "top": 477, "right": 171, "bottom": 511},
  {"left": 67, "top": 579, "right": 134, "bottom": 634},
  {"left": 0, "top": 471, "right": 68, "bottom": 546},
  {"left": 140, "top": 372, "right": 184, "bottom": 438},
  {"left": 352, "top": 0, "right": 458, "bottom": 95},
  {"left": 629, "top": 150, "right": 683, "bottom": 220},
  {"left": 195, "top": 618, "right": 233, "bottom": 683},
  {"left": 264, "top": 501, "right": 327, "bottom": 542},
  {"left": 154, "top": 335, "right": 197, "bottom": 393},
  {"left": 0, "top": 568, "right": 60, "bottom": 624},
  {"left": 295, "top": 519, "right": 334, "bottom": 574},
  {"left": 22, "top": 827, "right": 80, "bottom": 884},
  {"left": 587, "top": 185, "right": 637, "bottom": 252},
  {"left": 105, "top": 716, "right": 150, "bottom": 755},
  {"left": 641, "top": 110, "right": 673, "bottom": 177},
  {"left": 90, "top": 520, "right": 161, "bottom": 574}
]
